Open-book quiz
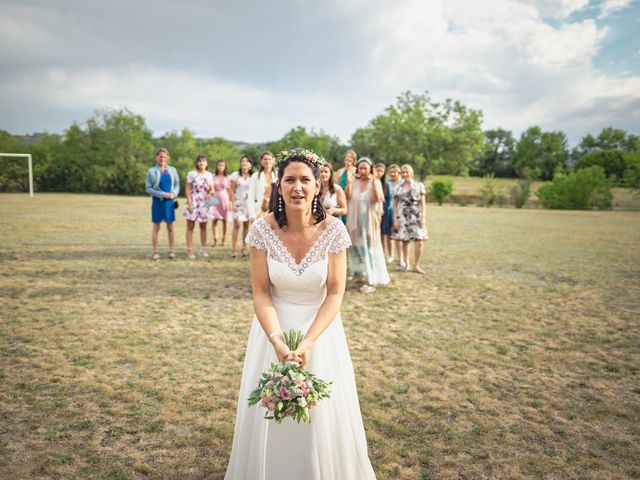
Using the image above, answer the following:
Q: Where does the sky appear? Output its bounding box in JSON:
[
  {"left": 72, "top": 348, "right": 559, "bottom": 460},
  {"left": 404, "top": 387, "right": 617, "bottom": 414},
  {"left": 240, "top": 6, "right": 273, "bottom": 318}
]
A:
[{"left": 0, "top": 0, "right": 639, "bottom": 145}]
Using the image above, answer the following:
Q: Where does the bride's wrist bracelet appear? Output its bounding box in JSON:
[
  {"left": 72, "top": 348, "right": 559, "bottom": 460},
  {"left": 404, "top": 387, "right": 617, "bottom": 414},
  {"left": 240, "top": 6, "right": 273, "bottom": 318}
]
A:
[{"left": 268, "top": 331, "right": 283, "bottom": 343}]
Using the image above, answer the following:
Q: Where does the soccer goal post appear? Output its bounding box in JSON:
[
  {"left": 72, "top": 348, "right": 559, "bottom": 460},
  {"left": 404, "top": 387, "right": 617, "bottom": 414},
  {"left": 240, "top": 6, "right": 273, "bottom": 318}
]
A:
[{"left": 0, "top": 153, "right": 34, "bottom": 197}]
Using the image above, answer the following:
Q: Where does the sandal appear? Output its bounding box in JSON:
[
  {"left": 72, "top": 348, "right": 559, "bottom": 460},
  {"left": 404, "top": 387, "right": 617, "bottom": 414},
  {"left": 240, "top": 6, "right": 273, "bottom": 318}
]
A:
[
  {"left": 211, "top": 239, "right": 217, "bottom": 248},
  {"left": 241, "top": 249, "right": 248, "bottom": 257},
  {"left": 199, "top": 248, "right": 209, "bottom": 258},
  {"left": 231, "top": 251, "right": 238, "bottom": 258},
  {"left": 187, "top": 249, "right": 196, "bottom": 260},
  {"left": 412, "top": 266, "right": 426, "bottom": 275},
  {"left": 152, "top": 252, "right": 161, "bottom": 261},
  {"left": 168, "top": 251, "right": 176, "bottom": 260}
]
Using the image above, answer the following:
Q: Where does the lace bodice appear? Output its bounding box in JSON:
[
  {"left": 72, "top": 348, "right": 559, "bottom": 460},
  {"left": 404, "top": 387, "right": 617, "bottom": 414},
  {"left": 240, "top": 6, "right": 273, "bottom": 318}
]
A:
[{"left": 246, "top": 216, "right": 351, "bottom": 276}]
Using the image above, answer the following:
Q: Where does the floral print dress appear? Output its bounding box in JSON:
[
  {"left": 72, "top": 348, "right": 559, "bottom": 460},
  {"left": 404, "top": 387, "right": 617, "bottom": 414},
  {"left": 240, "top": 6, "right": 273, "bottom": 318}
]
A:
[
  {"left": 183, "top": 170, "right": 214, "bottom": 223},
  {"left": 230, "top": 171, "right": 251, "bottom": 222},
  {"left": 392, "top": 180, "right": 428, "bottom": 241}
]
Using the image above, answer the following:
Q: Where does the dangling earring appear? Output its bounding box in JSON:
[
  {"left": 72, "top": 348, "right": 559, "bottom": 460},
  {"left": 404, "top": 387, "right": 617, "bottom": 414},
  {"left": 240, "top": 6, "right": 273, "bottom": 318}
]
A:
[
  {"left": 312, "top": 195, "right": 318, "bottom": 214},
  {"left": 278, "top": 194, "right": 283, "bottom": 212}
]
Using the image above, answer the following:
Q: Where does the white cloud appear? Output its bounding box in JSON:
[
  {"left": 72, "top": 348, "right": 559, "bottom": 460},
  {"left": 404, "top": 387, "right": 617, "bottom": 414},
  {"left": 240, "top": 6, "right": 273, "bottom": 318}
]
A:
[
  {"left": 521, "top": 0, "right": 589, "bottom": 19},
  {"left": 0, "top": 64, "right": 383, "bottom": 142},
  {"left": 358, "top": 0, "right": 639, "bottom": 140},
  {"left": 0, "top": 0, "right": 638, "bottom": 144},
  {"left": 598, "top": 0, "right": 633, "bottom": 19}
]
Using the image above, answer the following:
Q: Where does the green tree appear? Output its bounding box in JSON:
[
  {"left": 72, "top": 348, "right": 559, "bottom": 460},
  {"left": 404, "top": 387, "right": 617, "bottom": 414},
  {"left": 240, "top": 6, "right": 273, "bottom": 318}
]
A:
[
  {"left": 573, "top": 127, "right": 640, "bottom": 159},
  {"left": 349, "top": 91, "right": 484, "bottom": 178},
  {"left": 470, "top": 128, "right": 516, "bottom": 177},
  {"left": 575, "top": 149, "right": 626, "bottom": 182},
  {"left": 514, "top": 126, "right": 568, "bottom": 180},
  {"left": 58, "top": 108, "right": 154, "bottom": 194},
  {"left": 156, "top": 128, "right": 200, "bottom": 178},
  {"left": 201, "top": 137, "right": 242, "bottom": 172},
  {"left": 267, "top": 126, "right": 341, "bottom": 165},
  {"left": 623, "top": 151, "right": 640, "bottom": 193},
  {"left": 0, "top": 130, "right": 28, "bottom": 192}
]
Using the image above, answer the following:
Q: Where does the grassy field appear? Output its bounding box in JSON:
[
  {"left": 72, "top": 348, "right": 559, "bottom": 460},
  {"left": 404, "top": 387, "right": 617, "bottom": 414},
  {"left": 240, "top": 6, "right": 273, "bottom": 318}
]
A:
[
  {"left": 425, "top": 175, "right": 640, "bottom": 210},
  {"left": 1, "top": 193, "right": 639, "bottom": 480}
]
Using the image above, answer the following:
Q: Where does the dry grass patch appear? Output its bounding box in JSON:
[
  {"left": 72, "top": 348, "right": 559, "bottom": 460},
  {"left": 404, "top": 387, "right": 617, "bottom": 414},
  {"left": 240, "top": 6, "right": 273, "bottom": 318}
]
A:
[{"left": 1, "top": 193, "right": 639, "bottom": 479}]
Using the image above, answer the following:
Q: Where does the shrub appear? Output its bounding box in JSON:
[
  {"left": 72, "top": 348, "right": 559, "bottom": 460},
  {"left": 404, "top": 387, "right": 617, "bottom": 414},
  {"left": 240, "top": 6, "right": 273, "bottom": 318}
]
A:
[
  {"left": 537, "top": 166, "right": 612, "bottom": 210},
  {"left": 429, "top": 179, "right": 454, "bottom": 205},
  {"left": 623, "top": 152, "right": 640, "bottom": 194},
  {"left": 511, "top": 179, "right": 531, "bottom": 209},
  {"left": 480, "top": 174, "right": 497, "bottom": 207}
]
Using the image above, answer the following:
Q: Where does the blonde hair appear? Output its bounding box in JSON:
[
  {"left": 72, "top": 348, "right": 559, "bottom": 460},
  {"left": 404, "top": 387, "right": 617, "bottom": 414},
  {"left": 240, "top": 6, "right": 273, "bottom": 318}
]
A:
[
  {"left": 388, "top": 164, "right": 400, "bottom": 172},
  {"left": 401, "top": 164, "right": 414, "bottom": 177},
  {"left": 344, "top": 149, "right": 357, "bottom": 164}
]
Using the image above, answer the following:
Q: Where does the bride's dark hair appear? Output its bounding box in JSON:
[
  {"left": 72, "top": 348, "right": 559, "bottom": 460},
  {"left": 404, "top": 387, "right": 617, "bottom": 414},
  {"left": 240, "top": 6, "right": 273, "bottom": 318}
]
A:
[{"left": 269, "top": 156, "right": 326, "bottom": 229}]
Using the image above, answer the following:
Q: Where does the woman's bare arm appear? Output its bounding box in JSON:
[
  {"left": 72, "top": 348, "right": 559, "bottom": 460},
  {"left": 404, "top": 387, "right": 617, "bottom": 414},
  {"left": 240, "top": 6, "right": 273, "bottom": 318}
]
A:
[
  {"left": 294, "top": 247, "right": 347, "bottom": 367},
  {"left": 250, "top": 247, "right": 296, "bottom": 362},
  {"left": 332, "top": 185, "right": 348, "bottom": 216}
]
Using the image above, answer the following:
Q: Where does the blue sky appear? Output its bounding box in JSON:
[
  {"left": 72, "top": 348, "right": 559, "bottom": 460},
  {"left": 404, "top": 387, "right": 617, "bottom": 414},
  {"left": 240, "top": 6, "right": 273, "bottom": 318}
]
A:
[{"left": 0, "top": 0, "right": 638, "bottom": 145}]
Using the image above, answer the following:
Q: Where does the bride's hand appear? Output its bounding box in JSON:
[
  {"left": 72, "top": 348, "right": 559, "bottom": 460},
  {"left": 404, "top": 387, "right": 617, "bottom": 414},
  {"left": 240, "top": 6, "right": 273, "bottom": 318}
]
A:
[
  {"left": 293, "top": 338, "right": 315, "bottom": 368},
  {"left": 271, "top": 337, "right": 293, "bottom": 363}
]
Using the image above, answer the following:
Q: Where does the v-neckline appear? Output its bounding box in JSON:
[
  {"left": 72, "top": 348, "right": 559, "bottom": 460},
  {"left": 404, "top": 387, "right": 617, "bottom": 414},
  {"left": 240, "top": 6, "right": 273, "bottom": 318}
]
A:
[{"left": 264, "top": 218, "right": 335, "bottom": 266}]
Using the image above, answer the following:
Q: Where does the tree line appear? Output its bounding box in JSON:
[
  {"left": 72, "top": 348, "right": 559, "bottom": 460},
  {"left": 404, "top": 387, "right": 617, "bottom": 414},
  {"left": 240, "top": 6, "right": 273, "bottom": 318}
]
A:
[{"left": 1, "top": 90, "right": 639, "bottom": 195}]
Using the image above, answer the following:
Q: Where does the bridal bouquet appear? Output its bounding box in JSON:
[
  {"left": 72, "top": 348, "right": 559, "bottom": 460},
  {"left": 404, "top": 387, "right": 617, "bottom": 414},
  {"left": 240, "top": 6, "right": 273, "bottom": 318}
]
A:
[{"left": 248, "top": 330, "right": 332, "bottom": 424}]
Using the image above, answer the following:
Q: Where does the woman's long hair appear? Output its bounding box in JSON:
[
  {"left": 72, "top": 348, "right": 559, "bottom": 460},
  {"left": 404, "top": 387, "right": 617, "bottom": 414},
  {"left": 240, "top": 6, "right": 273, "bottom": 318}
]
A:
[
  {"left": 237, "top": 155, "right": 253, "bottom": 177},
  {"left": 269, "top": 156, "right": 326, "bottom": 230},
  {"left": 375, "top": 163, "right": 389, "bottom": 198},
  {"left": 320, "top": 164, "right": 336, "bottom": 196},
  {"left": 215, "top": 160, "right": 228, "bottom": 176},
  {"left": 258, "top": 151, "right": 274, "bottom": 176}
]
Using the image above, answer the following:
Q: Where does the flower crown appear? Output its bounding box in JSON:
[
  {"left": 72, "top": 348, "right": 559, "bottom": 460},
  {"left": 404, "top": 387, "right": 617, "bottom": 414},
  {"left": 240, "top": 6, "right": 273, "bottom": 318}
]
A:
[{"left": 276, "top": 148, "right": 328, "bottom": 169}]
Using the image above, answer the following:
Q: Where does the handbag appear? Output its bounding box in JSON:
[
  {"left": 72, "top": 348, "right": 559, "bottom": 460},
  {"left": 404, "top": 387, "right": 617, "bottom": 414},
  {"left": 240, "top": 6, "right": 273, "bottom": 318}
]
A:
[{"left": 174, "top": 200, "right": 179, "bottom": 210}]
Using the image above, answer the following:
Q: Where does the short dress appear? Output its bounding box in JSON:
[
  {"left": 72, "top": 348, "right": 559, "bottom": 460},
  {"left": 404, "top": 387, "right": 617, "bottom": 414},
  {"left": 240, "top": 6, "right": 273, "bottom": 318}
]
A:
[
  {"left": 392, "top": 180, "right": 428, "bottom": 241},
  {"left": 230, "top": 171, "right": 251, "bottom": 222},
  {"left": 183, "top": 170, "right": 214, "bottom": 223},
  {"left": 210, "top": 175, "right": 232, "bottom": 221},
  {"left": 151, "top": 170, "right": 176, "bottom": 223}
]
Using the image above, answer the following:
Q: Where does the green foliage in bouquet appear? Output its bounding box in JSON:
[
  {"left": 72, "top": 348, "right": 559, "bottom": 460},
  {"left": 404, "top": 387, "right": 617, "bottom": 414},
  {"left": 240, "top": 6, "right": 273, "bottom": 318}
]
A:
[{"left": 247, "top": 330, "right": 332, "bottom": 424}]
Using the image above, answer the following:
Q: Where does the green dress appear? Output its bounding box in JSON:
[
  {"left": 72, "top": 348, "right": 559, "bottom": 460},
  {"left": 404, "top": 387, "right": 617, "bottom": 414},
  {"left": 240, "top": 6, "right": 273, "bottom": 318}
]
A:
[{"left": 338, "top": 170, "right": 348, "bottom": 225}]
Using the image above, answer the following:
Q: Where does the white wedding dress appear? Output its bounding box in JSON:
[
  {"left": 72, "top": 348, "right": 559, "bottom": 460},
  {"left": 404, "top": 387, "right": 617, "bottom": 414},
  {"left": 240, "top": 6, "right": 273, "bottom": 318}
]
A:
[{"left": 224, "top": 216, "right": 377, "bottom": 480}]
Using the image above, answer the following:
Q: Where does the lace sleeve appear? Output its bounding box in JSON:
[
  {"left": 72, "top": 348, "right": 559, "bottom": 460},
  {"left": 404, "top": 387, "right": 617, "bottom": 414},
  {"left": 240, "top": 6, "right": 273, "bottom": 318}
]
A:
[
  {"left": 328, "top": 221, "right": 352, "bottom": 255},
  {"left": 245, "top": 218, "right": 267, "bottom": 251}
]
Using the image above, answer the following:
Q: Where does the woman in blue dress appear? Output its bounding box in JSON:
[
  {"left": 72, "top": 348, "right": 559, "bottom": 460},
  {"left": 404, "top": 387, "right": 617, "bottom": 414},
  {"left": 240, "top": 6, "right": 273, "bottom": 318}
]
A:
[{"left": 145, "top": 148, "right": 180, "bottom": 260}]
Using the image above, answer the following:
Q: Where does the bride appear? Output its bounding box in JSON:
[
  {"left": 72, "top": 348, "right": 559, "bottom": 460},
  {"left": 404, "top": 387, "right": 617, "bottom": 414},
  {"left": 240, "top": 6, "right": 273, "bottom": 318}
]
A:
[{"left": 224, "top": 149, "right": 377, "bottom": 479}]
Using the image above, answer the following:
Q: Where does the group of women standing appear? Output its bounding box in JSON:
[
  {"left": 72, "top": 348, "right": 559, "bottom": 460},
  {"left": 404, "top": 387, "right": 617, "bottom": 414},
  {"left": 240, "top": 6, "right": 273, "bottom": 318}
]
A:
[
  {"left": 146, "top": 149, "right": 279, "bottom": 261},
  {"left": 329, "top": 150, "right": 428, "bottom": 292},
  {"left": 146, "top": 147, "right": 428, "bottom": 290}
]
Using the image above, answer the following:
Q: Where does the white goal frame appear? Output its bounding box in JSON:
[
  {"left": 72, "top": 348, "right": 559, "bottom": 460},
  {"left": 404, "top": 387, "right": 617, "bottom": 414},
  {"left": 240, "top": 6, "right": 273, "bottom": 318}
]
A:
[{"left": 0, "top": 153, "right": 33, "bottom": 197}]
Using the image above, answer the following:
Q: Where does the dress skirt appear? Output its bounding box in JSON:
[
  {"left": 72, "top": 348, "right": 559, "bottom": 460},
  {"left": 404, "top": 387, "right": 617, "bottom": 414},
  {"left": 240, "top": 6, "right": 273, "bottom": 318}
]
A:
[{"left": 225, "top": 300, "right": 376, "bottom": 479}]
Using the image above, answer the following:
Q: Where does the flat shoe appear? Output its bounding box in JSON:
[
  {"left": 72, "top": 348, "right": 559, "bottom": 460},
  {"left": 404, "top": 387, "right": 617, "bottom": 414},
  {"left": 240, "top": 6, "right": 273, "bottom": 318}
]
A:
[
  {"left": 152, "top": 252, "right": 160, "bottom": 261},
  {"left": 168, "top": 251, "right": 176, "bottom": 260}
]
